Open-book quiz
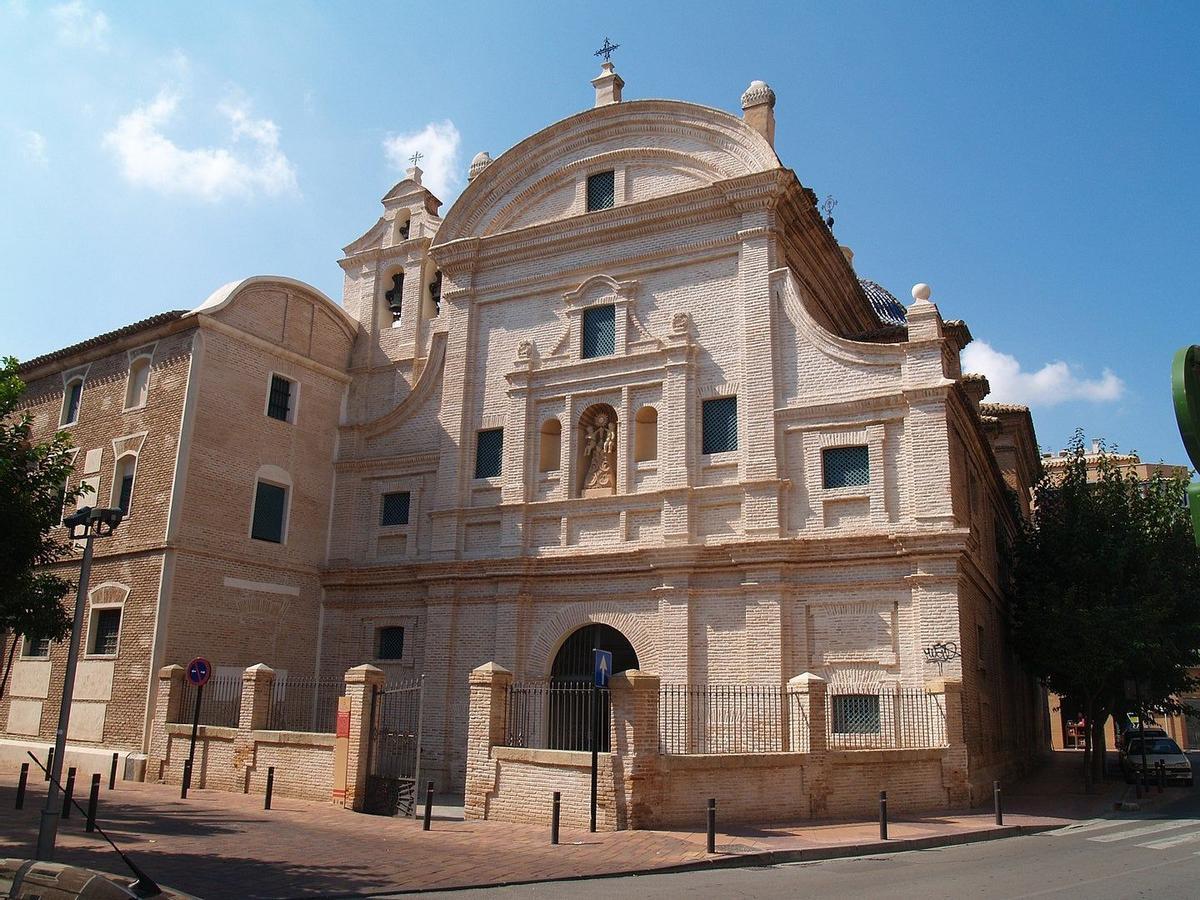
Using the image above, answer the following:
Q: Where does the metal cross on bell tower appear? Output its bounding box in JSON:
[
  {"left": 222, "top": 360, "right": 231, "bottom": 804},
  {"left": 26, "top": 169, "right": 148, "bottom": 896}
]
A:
[
  {"left": 594, "top": 37, "right": 620, "bottom": 63},
  {"left": 409, "top": 150, "right": 424, "bottom": 167}
]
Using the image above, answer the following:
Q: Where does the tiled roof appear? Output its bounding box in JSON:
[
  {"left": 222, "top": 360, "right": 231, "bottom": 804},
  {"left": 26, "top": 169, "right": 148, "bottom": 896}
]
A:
[
  {"left": 979, "top": 402, "right": 1031, "bottom": 414},
  {"left": 858, "top": 279, "right": 908, "bottom": 327},
  {"left": 18, "top": 311, "right": 188, "bottom": 373}
]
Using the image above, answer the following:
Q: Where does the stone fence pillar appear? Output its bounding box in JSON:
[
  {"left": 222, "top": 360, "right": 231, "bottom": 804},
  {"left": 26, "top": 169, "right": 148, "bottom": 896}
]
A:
[
  {"left": 342, "top": 664, "right": 385, "bottom": 811},
  {"left": 927, "top": 677, "right": 969, "bottom": 805},
  {"left": 464, "top": 662, "right": 512, "bottom": 820},
  {"left": 231, "top": 664, "right": 275, "bottom": 787},
  {"left": 609, "top": 669, "right": 660, "bottom": 829},
  {"left": 790, "top": 672, "right": 829, "bottom": 817},
  {"left": 148, "top": 664, "right": 184, "bottom": 779}
]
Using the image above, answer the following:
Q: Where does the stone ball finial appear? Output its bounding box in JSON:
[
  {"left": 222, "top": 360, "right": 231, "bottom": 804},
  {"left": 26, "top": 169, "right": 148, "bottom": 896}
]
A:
[
  {"left": 468, "top": 151, "right": 493, "bottom": 182},
  {"left": 911, "top": 283, "right": 933, "bottom": 304},
  {"left": 741, "top": 79, "right": 776, "bottom": 110}
]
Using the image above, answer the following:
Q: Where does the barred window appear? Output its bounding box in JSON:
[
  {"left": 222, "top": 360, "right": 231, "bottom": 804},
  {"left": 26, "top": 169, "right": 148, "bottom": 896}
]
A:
[
  {"left": 24, "top": 636, "right": 50, "bottom": 658},
  {"left": 702, "top": 396, "right": 738, "bottom": 454},
  {"left": 582, "top": 304, "right": 616, "bottom": 358},
  {"left": 475, "top": 428, "right": 503, "bottom": 479},
  {"left": 89, "top": 608, "right": 121, "bottom": 656},
  {"left": 380, "top": 491, "right": 410, "bottom": 526},
  {"left": 251, "top": 481, "right": 287, "bottom": 543},
  {"left": 832, "top": 694, "right": 881, "bottom": 734},
  {"left": 586, "top": 170, "right": 615, "bottom": 211},
  {"left": 267, "top": 375, "right": 294, "bottom": 422},
  {"left": 823, "top": 445, "right": 869, "bottom": 489},
  {"left": 378, "top": 626, "right": 405, "bottom": 660}
]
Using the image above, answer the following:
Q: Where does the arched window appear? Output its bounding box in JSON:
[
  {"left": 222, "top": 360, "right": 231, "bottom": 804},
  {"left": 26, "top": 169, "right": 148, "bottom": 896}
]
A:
[
  {"left": 539, "top": 418, "right": 562, "bottom": 472},
  {"left": 385, "top": 270, "right": 404, "bottom": 325},
  {"left": 635, "top": 406, "right": 658, "bottom": 462},
  {"left": 61, "top": 377, "right": 83, "bottom": 425},
  {"left": 112, "top": 454, "right": 137, "bottom": 517},
  {"left": 125, "top": 356, "right": 151, "bottom": 410}
]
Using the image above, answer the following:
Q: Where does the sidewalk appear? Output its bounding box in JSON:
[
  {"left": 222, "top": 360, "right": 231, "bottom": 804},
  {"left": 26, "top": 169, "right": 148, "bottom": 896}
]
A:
[{"left": 0, "top": 753, "right": 1180, "bottom": 899}]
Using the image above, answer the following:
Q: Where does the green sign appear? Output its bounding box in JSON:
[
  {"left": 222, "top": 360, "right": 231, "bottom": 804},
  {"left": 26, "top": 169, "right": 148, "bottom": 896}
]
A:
[{"left": 1171, "top": 345, "right": 1200, "bottom": 544}]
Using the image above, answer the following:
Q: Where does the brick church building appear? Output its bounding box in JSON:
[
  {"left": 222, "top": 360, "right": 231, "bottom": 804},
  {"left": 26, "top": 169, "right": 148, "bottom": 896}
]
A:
[{"left": 1, "top": 61, "right": 1045, "bottom": 803}]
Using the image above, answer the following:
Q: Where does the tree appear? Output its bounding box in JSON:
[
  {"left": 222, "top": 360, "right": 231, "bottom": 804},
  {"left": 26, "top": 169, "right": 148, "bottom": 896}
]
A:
[
  {"left": 0, "top": 357, "right": 86, "bottom": 702},
  {"left": 1010, "top": 431, "right": 1200, "bottom": 791}
]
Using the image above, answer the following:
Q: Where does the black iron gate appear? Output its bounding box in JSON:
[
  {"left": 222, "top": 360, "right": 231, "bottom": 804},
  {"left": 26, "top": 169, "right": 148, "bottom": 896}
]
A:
[{"left": 365, "top": 676, "right": 425, "bottom": 816}]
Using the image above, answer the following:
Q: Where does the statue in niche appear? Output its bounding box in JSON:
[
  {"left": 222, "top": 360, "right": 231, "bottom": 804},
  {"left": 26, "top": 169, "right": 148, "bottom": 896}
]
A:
[{"left": 581, "top": 409, "right": 618, "bottom": 497}]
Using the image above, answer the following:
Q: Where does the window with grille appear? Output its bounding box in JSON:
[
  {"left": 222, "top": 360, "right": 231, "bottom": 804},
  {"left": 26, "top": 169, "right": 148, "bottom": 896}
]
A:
[
  {"left": 582, "top": 304, "right": 616, "bottom": 358},
  {"left": 377, "top": 626, "right": 405, "bottom": 660},
  {"left": 380, "top": 491, "right": 411, "bottom": 526},
  {"left": 61, "top": 378, "right": 83, "bottom": 425},
  {"left": 823, "top": 445, "right": 869, "bottom": 489},
  {"left": 267, "top": 374, "right": 294, "bottom": 422},
  {"left": 475, "top": 428, "right": 503, "bottom": 479},
  {"left": 24, "top": 636, "right": 50, "bottom": 657},
  {"left": 586, "top": 170, "right": 615, "bottom": 211},
  {"left": 832, "top": 694, "right": 881, "bottom": 734},
  {"left": 89, "top": 608, "right": 121, "bottom": 656},
  {"left": 251, "top": 481, "right": 287, "bottom": 543},
  {"left": 702, "top": 396, "right": 738, "bottom": 454}
]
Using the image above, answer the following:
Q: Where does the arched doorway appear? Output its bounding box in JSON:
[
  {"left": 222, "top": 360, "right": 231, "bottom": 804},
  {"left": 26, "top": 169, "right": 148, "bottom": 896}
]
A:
[{"left": 547, "top": 624, "right": 639, "bottom": 751}]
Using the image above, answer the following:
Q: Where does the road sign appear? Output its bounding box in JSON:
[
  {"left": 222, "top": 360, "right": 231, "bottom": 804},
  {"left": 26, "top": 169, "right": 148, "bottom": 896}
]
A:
[
  {"left": 186, "top": 657, "right": 211, "bottom": 688},
  {"left": 594, "top": 649, "right": 612, "bottom": 688}
]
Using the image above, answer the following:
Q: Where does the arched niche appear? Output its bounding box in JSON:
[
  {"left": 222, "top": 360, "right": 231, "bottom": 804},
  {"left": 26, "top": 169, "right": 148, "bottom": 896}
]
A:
[{"left": 578, "top": 403, "right": 618, "bottom": 497}]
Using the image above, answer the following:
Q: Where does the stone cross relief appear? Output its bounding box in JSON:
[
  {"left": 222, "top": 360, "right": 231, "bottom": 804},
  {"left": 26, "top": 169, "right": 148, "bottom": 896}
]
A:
[{"left": 581, "top": 408, "right": 618, "bottom": 497}]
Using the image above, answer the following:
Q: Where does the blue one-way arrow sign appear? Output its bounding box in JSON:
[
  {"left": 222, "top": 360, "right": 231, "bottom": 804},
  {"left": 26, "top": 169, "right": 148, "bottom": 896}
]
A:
[{"left": 594, "top": 649, "right": 613, "bottom": 687}]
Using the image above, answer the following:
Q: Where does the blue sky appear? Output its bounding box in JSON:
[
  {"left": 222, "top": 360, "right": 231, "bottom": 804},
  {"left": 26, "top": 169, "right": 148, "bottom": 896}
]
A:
[{"left": 1, "top": 1, "right": 1195, "bottom": 465}]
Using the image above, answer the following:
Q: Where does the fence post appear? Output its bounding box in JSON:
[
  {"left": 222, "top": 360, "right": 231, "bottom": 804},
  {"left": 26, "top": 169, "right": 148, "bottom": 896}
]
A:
[
  {"left": 148, "top": 664, "right": 184, "bottom": 783},
  {"left": 109, "top": 752, "right": 119, "bottom": 790},
  {"left": 86, "top": 774, "right": 100, "bottom": 832},
  {"left": 993, "top": 780, "right": 1003, "bottom": 825},
  {"left": 265, "top": 766, "right": 275, "bottom": 810},
  {"left": 240, "top": 664, "right": 275, "bottom": 794},
  {"left": 16, "top": 763, "right": 29, "bottom": 809},
  {"left": 879, "top": 790, "right": 888, "bottom": 839},
  {"left": 61, "top": 767, "right": 76, "bottom": 818},
  {"left": 464, "top": 662, "right": 513, "bottom": 821},
  {"left": 342, "top": 664, "right": 386, "bottom": 812},
  {"left": 551, "top": 791, "right": 561, "bottom": 845},
  {"left": 790, "top": 673, "right": 828, "bottom": 818},
  {"left": 609, "top": 669, "right": 661, "bottom": 830},
  {"left": 928, "top": 678, "right": 969, "bottom": 806},
  {"left": 706, "top": 798, "right": 716, "bottom": 853}
]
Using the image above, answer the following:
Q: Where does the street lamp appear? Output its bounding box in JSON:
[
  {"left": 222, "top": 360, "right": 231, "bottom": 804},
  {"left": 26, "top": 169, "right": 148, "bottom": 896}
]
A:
[{"left": 35, "top": 505, "right": 123, "bottom": 861}]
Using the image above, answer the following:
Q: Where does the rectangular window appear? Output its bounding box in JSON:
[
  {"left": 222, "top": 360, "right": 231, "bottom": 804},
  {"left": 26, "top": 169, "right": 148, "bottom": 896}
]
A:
[
  {"left": 380, "top": 491, "right": 411, "bottom": 526},
  {"left": 113, "top": 456, "right": 136, "bottom": 517},
  {"left": 377, "top": 626, "right": 405, "bottom": 660},
  {"left": 832, "top": 694, "right": 881, "bottom": 734},
  {"left": 581, "top": 304, "right": 616, "bottom": 358},
  {"left": 586, "top": 170, "right": 615, "bottom": 211},
  {"left": 62, "top": 379, "right": 83, "bottom": 425},
  {"left": 117, "top": 470, "right": 134, "bottom": 516},
  {"left": 701, "top": 396, "right": 738, "bottom": 454},
  {"left": 823, "top": 445, "right": 870, "bottom": 489},
  {"left": 475, "top": 428, "right": 503, "bottom": 479},
  {"left": 251, "top": 481, "right": 287, "bottom": 543},
  {"left": 24, "top": 636, "right": 50, "bottom": 658},
  {"left": 267, "top": 375, "right": 294, "bottom": 422},
  {"left": 90, "top": 608, "right": 121, "bottom": 656}
]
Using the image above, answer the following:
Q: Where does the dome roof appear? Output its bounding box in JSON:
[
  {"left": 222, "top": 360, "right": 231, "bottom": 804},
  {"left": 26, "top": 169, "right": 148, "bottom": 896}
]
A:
[
  {"left": 468, "top": 151, "right": 494, "bottom": 182},
  {"left": 859, "top": 279, "right": 907, "bottom": 327}
]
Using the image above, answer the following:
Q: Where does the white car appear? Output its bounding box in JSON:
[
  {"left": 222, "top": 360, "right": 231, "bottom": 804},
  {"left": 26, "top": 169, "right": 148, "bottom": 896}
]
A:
[{"left": 1121, "top": 736, "right": 1194, "bottom": 786}]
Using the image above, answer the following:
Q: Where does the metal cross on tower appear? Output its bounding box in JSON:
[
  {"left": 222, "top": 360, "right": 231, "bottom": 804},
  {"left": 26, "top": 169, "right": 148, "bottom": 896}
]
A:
[
  {"left": 594, "top": 37, "right": 620, "bottom": 63},
  {"left": 409, "top": 150, "right": 424, "bottom": 166}
]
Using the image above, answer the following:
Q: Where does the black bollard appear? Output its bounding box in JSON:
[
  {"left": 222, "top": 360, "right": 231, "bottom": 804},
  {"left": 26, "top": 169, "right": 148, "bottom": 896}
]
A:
[
  {"left": 109, "top": 752, "right": 119, "bottom": 790},
  {"left": 181, "top": 758, "right": 192, "bottom": 800},
  {"left": 44, "top": 746, "right": 54, "bottom": 782},
  {"left": 706, "top": 798, "right": 716, "bottom": 854},
  {"left": 1157, "top": 761, "right": 1166, "bottom": 794},
  {"left": 993, "top": 780, "right": 1003, "bottom": 826},
  {"left": 879, "top": 790, "right": 888, "bottom": 840},
  {"left": 264, "top": 766, "right": 275, "bottom": 810},
  {"left": 551, "top": 791, "right": 561, "bottom": 845},
  {"left": 61, "top": 766, "right": 77, "bottom": 818},
  {"left": 423, "top": 781, "right": 434, "bottom": 831},
  {"left": 86, "top": 773, "right": 100, "bottom": 833},
  {"left": 15, "top": 763, "right": 29, "bottom": 810}
]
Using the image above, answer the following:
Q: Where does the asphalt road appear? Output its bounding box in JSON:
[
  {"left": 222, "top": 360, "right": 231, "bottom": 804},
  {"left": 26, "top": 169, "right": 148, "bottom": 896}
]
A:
[{"left": 452, "top": 789, "right": 1200, "bottom": 900}]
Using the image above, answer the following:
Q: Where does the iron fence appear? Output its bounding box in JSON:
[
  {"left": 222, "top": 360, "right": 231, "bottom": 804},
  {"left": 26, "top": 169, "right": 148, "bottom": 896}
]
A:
[
  {"left": 659, "top": 683, "right": 807, "bottom": 754},
  {"left": 174, "top": 674, "right": 242, "bottom": 728},
  {"left": 504, "top": 681, "right": 610, "bottom": 752},
  {"left": 264, "top": 677, "right": 343, "bottom": 733},
  {"left": 827, "top": 688, "right": 947, "bottom": 749}
]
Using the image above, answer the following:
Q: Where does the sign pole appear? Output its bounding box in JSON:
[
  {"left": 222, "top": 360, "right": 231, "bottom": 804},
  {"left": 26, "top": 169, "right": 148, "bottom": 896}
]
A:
[
  {"left": 590, "top": 668, "right": 598, "bottom": 834},
  {"left": 182, "top": 656, "right": 211, "bottom": 798}
]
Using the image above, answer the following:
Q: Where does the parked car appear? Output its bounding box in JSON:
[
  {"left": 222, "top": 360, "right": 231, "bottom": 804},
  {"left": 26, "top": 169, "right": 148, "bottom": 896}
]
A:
[
  {"left": 1120, "top": 736, "right": 1194, "bottom": 786},
  {"left": 1119, "top": 725, "right": 1169, "bottom": 753}
]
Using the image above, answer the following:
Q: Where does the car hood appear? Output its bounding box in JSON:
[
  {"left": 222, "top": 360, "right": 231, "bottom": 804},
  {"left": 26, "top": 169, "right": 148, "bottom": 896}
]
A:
[{"left": 1131, "top": 753, "right": 1192, "bottom": 767}]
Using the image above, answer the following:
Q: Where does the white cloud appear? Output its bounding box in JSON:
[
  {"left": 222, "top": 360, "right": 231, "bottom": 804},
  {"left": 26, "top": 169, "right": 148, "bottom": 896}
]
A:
[
  {"left": 19, "top": 129, "right": 48, "bottom": 166},
  {"left": 962, "top": 340, "right": 1125, "bottom": 406},
  {"left": 102, "top": 91, "right": 298, "bottom": 202},
  {"left": 50, "top": 1, "right": 109, "bottom": 48},
  {"left": 382, "top": 120, "right": 461, "bottom": 201}
]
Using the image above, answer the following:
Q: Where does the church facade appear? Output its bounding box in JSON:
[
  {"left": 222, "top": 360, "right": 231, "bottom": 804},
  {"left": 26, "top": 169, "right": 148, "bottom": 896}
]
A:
[{"left": 2, "top": 63, "right": 1044, "bottom": 802}]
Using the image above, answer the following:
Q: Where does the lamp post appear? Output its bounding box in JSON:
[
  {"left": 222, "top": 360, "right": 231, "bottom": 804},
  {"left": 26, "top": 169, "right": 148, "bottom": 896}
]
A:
[{"left": 35, "top": 506, "right": 122, "bottom": 861}]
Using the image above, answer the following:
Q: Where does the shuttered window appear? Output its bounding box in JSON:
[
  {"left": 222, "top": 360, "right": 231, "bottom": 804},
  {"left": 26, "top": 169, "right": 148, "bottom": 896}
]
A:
[
  {"left": 823, "top": 445, "right": 870, "bottom": 489},
  {"left": 380, "top": 491, "right": 411, "bottom": 526},
  {"left": 582, "top": 304, "right": 616, "bottom": 358},
  {"left": 586, "top": 170, "right": 615, "bottom": 211},
  {"left": 267, "top": 375, "right": 293, "bottom": 422},
  {"left": 702, "top": 397, "right": 738, "bottom": 454},
  {"left": 475, "top": 429, "right": 503, "bottom": 479},
  {"left": 251, "top": 481, "right": 287, "bottom": 543}
]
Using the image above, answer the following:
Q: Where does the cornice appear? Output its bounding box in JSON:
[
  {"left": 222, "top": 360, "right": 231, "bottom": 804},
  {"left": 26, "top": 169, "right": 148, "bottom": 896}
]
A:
[{"left": 333, "top": 451, "right": 441, "bottom": 475}]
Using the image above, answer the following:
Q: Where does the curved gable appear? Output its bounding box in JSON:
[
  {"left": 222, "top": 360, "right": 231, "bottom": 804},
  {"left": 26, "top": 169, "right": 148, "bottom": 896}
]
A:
[{"left": 435, "top": 99, "right": 780, "bottom": 244}]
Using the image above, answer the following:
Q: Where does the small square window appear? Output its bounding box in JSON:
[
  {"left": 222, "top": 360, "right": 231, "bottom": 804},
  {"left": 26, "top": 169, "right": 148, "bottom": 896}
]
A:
[
  {"left": 702, "top": 397, "right": 738, "bottom": 454},
  {"left": 475, "top": 428, "right": 503, "bottom": 479},
  {"left": 381, "top": 491, "right": 411, "bottom": 526},
  {"left": 582, "top": 304, "right": 616, "bottom": 358},
  {"left": 24, "top": 636, "right": 50, "bottom": 658},
  {"left": 251, "top": 481, "right": 287, "bottom": 543},
  {"left": 377, "top": 626, "right": 405, "bottom": 660},
  {"left": 267, "top": 375, "right": 294, "bottom": 422},
  {"left": 832, "top": 694, "right": 881, "bottom": 734},
  {"left": 90, "top": 608, "right": 121, "bottom": 656},
  {"left": 586, "top": 171, "right": 615, "bottom": 211},
  {"left": 823, "top": 446, "right": 869, "bottom": 489}
]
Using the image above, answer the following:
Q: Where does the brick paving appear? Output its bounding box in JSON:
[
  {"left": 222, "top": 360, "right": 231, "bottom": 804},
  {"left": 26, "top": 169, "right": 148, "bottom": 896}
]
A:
[{"left": 0, "top": 754, "right": 1169, "bottom": 899}]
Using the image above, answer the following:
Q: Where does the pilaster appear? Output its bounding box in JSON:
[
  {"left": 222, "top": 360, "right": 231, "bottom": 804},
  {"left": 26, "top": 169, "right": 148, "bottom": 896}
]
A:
[{"left": 464, "top": 662, "right": 513, "bottom": 820}]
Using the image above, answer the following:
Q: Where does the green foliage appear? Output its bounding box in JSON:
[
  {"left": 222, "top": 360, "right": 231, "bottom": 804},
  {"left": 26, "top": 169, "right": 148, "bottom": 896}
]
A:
[{"left": 0, "top": 356, "right": 87, "bottom": 687}]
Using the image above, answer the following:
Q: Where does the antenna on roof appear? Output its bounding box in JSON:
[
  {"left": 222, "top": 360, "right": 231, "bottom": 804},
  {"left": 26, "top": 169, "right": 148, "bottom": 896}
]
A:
[{"left": 821, "top": 194, "right": 837, "bottom": 229}]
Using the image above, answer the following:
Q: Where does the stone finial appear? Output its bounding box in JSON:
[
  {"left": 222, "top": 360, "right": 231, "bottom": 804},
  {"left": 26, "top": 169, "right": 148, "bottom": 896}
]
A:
[
  {"left": 592, "top": 61, "right": 624, "bottom": 107},
  {"left": 741, "top": 80, "right": 776, "bottom": 147},
  {"left": 788, "top": 671, "right": 826, "bottom": 690},
  {"left": 911, "top": 283, "right": 932, "bottom": 305},
  {"left": 406, "top": 165, "right": 423, "bottom": 185},
  {"left": 840, "top": 245, "right": 855, "bottom": 268},
  {"left": 468, "top": 151, "right": 493, "bottom": 182}
]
